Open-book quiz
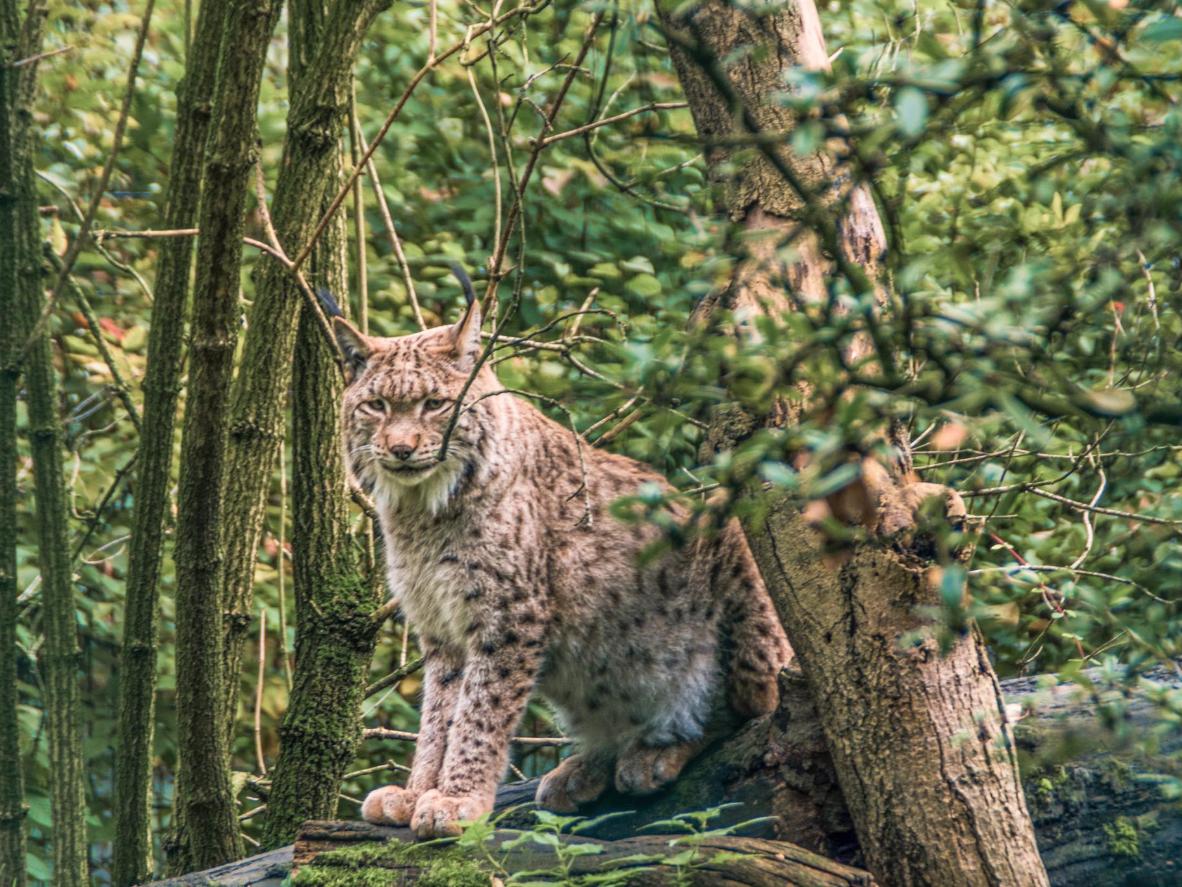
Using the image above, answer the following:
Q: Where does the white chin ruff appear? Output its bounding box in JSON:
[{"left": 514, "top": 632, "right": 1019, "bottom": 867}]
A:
[{"left": 374, "top": 460, "right": 464, "bottom": 516}]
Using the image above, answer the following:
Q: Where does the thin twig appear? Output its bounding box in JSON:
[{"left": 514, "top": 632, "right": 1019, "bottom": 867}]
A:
[
  {"left": 364, "top": 727, "right": 571, "bottom": 747},
  {"left": 277, "top": 440, "right": 293, "bottom": 690},
  {"left": 253, "top": 606, "right": 267, "bottom": 775},
  {"left": 348, "top": 86, "right": 369, "bottom": 330},
  {"left": 37, "top": 170, "right": 156, "bottom": 302},
  {"left": 365, "top": 656, "right": 424, "bottom": 699},
  {"left": 10, "top": 44, "right": 73, "bottom": 67},
  {"left": 350, "top": 115, "right": 425, "bottom": 329},
  {"left": 465, "top": 36, "right": 502, "bottom": 262},
  {"left": 537, "top": 101, "right": 687, "bottom": 147}
]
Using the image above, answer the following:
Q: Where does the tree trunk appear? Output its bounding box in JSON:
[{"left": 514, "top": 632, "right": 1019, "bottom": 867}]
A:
[
  {"left": 171, "top": 0, "right": 282, "bottom": 872},
  {"left": 259, "top": 4, "right": 383, "bottom": 840},
  {"left": 112, "top": 2, "right": 230, "bottom": 882},
  {"left": 259, "top": 258, "right": 382, "bottom": 849},
  {"left": 654, "top": 2, "right": 1049, "bottom": 885},
  {"left": 217, "top": 0, "right": 391, "bottom": 740},
  {"left": 0, "top": 3, "right": 30, "bottom": 881},
  {"left": 2, "top": 2, "right": 88, "bottom": 883}
]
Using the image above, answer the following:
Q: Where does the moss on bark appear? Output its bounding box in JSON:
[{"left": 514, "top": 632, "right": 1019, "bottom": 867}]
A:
[{"left": 259, "top": 3, "right": 384, "bottom": 842}]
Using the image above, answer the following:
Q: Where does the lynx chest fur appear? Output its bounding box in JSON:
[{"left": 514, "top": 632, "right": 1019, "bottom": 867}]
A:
[{"left": 334, "top": 284, "right": 792, "bottom": 840}]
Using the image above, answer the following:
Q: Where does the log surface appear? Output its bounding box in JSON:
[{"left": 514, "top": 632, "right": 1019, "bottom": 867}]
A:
[
  {"left": 292, "top": 819, "right": 878, "bottom": 886},
  {"left": 147, "top": 666, "right": 1181, "bottom": 886}
]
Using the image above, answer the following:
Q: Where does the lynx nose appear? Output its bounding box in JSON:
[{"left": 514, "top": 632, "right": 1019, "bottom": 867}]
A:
[{"left": 389, "top": 444, "right": 415, "bottom": 461}]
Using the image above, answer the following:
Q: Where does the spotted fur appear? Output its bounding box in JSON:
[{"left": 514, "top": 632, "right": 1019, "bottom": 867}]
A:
[{"left": 339, "top": 300, "right": 792, "bottom": 839}]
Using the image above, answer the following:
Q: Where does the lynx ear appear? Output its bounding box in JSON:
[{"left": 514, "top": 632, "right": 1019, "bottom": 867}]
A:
[
  {"left": 448, "top": 263, "right": 482, "bottom": 372},
  {"left": 333, "top": 317, "right": 372, "bottom": 382},
  {"left": 450, "top": 298, "right": 482, "bottom": 373}
]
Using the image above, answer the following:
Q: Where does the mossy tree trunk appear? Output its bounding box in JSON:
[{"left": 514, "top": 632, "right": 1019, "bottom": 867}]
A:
[
  {"left": 217, "top": 0, "right": 391, "bottom": 741},
  {"left": 2, "top": 1, "right": 88, "bottom": 883},
  {"left": 111, "top": 2, "right": 230, "bottom": 883},
  {"left": 0, "top": 2, "right": 32, "bottom": 882},
  {"left": 655, "top": 2, "right": 1050, "bottom": 885},
  {"left": 170, "top": 0, "right": 282, "bottom": 872},
  {"left": 258, "top": 0, "right": 385, "bottom": 849}
]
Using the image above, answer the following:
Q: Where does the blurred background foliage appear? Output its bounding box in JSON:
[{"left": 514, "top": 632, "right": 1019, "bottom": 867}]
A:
[{"left": 11, "top": 0, "right": 1181, "bottom": 880}]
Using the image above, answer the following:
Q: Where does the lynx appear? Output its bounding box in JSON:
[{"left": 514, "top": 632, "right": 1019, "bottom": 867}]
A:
[{"left": 334, "top": 284, "right": 792, "bottom": 840}]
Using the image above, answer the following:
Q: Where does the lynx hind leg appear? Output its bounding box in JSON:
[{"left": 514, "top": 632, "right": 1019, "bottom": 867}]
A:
[
  {"left": 718, "top": 521, "right": 793, "bottom": 720},
  {"left": 614, "top": 738, "right": 706, "bottom": 796},
  {"left": 535, "top": 752, "right": 613, "bottom": 813}
]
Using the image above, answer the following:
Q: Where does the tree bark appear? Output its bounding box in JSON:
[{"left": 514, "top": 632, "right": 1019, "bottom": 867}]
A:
[
  {"left": 171, "top": 0, "right": 282, "bottom": 872},
  {"left": 259, "top": 3, "right": 383, "bottom": 841},
  {"left": 0, "top": 3, "right": 30, "bottom": 882},
  {"left": 112, "top": 2, "right": 230, "bottom": 883},
  {"left": 2, "top": 2, "right": 88, "bottom": 883},
  {"left": 654, "top": 2, "right": 1049, "bottom": 885},
  {"left": 217, "top": 0, "right": 391, "bottom": 740}
]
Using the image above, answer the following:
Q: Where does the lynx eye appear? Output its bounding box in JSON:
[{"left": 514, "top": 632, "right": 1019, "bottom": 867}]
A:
[
  {"left": 424, "top": 397, "right": 448, "bottom": 411},
  {"left": 361, "top": 398, "right": 387, "bottom": 414}
]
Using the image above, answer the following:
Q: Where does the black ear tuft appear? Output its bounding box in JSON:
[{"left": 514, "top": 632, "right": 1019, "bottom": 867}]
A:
[
  {"left": 448, "top": 262, "right": 477, "bottom": 307},
  {"left": 332, "top": 317, "right": 371, "bottom": 382},
  {"left": 318, "top": 288, "right": 345, "bottom": 318}
]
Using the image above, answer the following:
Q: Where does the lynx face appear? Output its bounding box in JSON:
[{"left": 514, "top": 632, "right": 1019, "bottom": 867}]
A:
[{"left": 335, "top": 300, "right": 492, "bottom": 512}]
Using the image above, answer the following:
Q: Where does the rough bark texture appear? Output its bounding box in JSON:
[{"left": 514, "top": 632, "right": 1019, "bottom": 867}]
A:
[
  {"left": 112, "top": 2, "right": 230, "bottom": 882},
  {"left": 655, "top": 2, "right": 1049, "bottom": 885},
  {"left": 3, "top": 2, "right": 89, "bottom": 883},
  {"left": 746, "top": 506, "right": 1047, "bottom": 886},
  {"left": 0, "top": 3, "right": 28, "bottom": 882},
  {"left": 171, "top": 0, "right": 282, "bottom": 872},
  {"left": 217, "top": 0, "right": 392, "bottom": 738},
  {"left": 259, "top": 10, "right": 383, "bottom": 837}
]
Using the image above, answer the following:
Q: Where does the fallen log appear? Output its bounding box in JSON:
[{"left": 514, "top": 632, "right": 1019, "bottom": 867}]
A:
[
  {"left": 291, "top": 820, "right": 877, "bottom": 886},
  {"left": 148, "top": 665, "right": 1181, "bottom": 886}
]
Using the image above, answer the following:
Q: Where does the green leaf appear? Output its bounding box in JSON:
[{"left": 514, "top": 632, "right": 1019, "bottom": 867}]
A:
[
  {"left": 759, "top": 462, "right": 797, "bottom": 488},
  {"left": 626, "top": 273, "right": 662, "bottom": 297},
  {"left": 895, "top": 87, "right": 928, "bottom": 137},
  {"left": 1078, "top": 388, "right": 1136, "bottom": 417},
  {"left": 1142, "top": 16, "right": 1182, "bottom": 43}
]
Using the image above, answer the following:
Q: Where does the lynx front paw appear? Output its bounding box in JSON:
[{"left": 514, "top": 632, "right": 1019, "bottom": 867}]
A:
[
  {"left": 361, "top": 785, "right": 418, "bottom": 826},
  {"left": 614, "top": 741, "right": 701, "bottom": 796},
  {"left": 535, "top": 754, "right": 612, "bottom": 813},
  {"left": 410, "top": 789, "right": 490, "bottom": 840}
]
